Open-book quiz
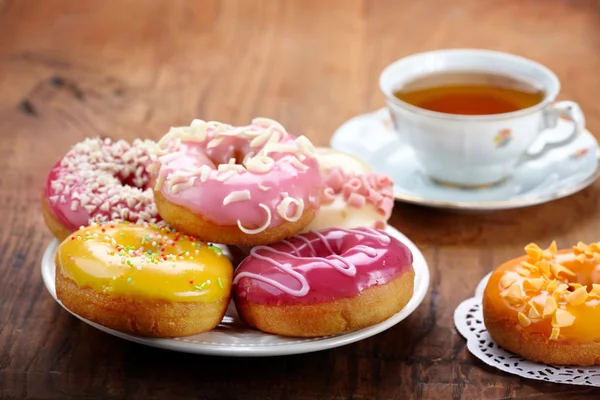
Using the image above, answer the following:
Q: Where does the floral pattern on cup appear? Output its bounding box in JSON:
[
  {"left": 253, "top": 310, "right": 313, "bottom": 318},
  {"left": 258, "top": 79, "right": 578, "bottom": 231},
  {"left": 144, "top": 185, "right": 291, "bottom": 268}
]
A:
[
  {"left": 493, "top": 128, "right": 512, "bottom": 148},
  {"left": 570, "top": 148, "right": 589, "bottom": 160}
]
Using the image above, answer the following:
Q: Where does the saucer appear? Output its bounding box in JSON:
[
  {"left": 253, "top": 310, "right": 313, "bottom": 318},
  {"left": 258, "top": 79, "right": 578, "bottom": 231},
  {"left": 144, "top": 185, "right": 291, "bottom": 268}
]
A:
[{"left": 330, "top": 108, "right": 600, "bottom": 211}]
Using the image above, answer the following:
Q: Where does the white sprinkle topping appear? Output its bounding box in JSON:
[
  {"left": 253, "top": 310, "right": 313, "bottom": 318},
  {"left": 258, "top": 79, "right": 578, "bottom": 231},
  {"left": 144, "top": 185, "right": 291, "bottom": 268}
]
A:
[
  {"left": 295, "top": 135, "right": 316, "bottom": 158},
  {"left": 189, "top": 119, "right": 208, "bottom": 141},
  {"left": 207, "top": 138, "right": 224, "bottom": 149},
  {"left": 260, "top": 143, "right": 297, "bottom": 156},
  {"left": 252, "top": 117, "right": 286, "bottom": 133},
  {"left": 223, "top": 190, "right": 251, "bottom": 206},
  {"left": 216, "top": 170, "right": 237, "bottom": 182},
  {"left": 258, "top": 184, "right": 270, "bottom": 191},
  {"left": 246, "top": 155, "right": 275, "bottom": 173},
  {"left": 217, "top": 164, "right": 245, "bottom": 173},
  {"left": 288, "top": 156, "right": 308, "bottom": 171},
  {"left": 277, "top": 195, "right": 304, "bottom": 222},
  {"left": 158, "top": 151, "right": 182, "bottom": 164},
  {"left": 237, "top": 204, "right": 272, "bottom": 234}
]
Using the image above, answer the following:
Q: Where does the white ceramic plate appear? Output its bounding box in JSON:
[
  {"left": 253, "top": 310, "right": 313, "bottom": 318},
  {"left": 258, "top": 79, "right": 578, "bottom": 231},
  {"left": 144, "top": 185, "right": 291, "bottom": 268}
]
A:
[
  {"left": 331, "top": 108, "right": 600, "bottom": 211},
  {"left": 41, "top": 225, "right": 430, "bottom": 357}
]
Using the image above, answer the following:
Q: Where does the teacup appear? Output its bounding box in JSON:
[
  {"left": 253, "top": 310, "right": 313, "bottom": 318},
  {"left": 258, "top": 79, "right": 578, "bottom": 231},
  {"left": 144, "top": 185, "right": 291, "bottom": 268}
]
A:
[{"left": 379, "top": 49, "right": 585, "bottom": 188}]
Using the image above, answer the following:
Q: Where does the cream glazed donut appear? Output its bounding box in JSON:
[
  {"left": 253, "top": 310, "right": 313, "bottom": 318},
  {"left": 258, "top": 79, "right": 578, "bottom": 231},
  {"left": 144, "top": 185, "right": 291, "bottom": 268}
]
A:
[
  {"left": 233, "top": 227, "right": 415, "bottom": 337},
  {"left": 150, "top": 118, "right": 323, "bottom": 246},
  {"left": 42, "top": 137, "right": 164, "bottom": 241},
  {"left": 303, "top": 148, "right": 395, "bottom": 232}
]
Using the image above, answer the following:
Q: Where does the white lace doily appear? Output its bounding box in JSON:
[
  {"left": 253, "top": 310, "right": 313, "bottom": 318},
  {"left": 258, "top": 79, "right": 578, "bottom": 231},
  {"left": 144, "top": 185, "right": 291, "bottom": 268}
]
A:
[{"left": 454, "top": 273, "right": 600, "bottom": 387}]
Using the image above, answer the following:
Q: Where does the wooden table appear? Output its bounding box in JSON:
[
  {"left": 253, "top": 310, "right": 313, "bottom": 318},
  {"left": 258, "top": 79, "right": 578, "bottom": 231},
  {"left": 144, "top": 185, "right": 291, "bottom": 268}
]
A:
[{"left": 2, "top": 0, "right": 600, "bottom": 398}]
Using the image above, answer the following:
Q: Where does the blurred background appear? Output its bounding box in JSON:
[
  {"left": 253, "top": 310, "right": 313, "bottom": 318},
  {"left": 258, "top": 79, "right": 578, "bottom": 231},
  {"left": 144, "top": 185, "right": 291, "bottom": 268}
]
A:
[{"left": 1, "top": 0, "right": 598, "bottom": 146}]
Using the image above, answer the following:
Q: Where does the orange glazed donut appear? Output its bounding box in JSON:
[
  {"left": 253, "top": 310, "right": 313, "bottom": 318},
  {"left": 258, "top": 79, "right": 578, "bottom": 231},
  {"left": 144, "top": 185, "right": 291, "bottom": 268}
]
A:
[
  {"left": 55, "top": 222, "right": 233, "bottom": 337},
  {"left": 233, "top": 227, "right": 414, "bottom": 337},
  {"left": 149, "top": 118, "right": 323, "bottom": 246},
  {"left": 483, "top": 241, "right": 600, "bottom": 366}
]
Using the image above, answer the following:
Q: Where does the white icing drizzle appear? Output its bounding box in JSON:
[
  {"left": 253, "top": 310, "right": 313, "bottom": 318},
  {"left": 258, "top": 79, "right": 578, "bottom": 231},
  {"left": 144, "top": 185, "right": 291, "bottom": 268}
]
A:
[
  {"left": 277, "top": 196, "right": 304, "bottom": 222},
  {"left": 223, "top": 190, "right": 251, "bottom": 205},
  {"left": 281, "top": 239, "right": 301, "bottom": 256},
  {"left": 237, "top": 204, "right": 272, "bottom": 234},
  {"left": 293, "top": 234, "right": 316, "bottom": 254},
  {"left": 234, "top": 227, "right": 386, "bottom": 296}
]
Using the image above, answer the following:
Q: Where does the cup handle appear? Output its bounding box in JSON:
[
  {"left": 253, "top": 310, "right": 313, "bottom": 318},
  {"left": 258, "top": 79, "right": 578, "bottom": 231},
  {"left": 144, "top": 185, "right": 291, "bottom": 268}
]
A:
[{"left": 522, "top": 101, "right": 585, "bottom": 161}]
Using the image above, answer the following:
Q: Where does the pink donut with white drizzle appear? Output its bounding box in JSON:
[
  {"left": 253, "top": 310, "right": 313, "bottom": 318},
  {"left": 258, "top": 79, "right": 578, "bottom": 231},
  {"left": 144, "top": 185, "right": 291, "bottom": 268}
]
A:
[
  {"left": 150, "top": 117, "right": 323, "bottom": 246},
  {"left": 233, "top": 227, "right": 415, "bottom": 337},
  {"left": 42, "top": 137, "right": 164, "bottom": 241},
  {"left": 304, "top": 148, "right": 395, "bottom": 232}
]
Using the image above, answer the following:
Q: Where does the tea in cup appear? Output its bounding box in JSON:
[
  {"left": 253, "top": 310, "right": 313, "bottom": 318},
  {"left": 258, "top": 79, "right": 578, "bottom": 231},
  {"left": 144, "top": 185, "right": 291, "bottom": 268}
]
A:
[{"left": 379, "top": 49, "right": 585, "bottom": 187}]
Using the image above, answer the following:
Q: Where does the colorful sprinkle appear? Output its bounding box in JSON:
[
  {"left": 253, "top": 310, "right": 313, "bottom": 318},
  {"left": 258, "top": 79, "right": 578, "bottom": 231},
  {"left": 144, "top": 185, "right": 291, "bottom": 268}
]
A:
[
  {"left": 208, "top": 245, "right": 223, "bottom": 255},
  {"left": 217, "top": 277, "right": 223, "bottom": 288},
  {"left": 127, "top": 259, "right": 134, "bottom": 267},
  {"left": 127, "top": 277, "right": 132, "bottom": 283}
]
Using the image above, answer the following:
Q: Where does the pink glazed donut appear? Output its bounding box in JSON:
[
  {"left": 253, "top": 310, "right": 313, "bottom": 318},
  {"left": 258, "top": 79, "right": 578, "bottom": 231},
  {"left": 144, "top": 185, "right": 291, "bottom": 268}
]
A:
[
  {"left": 42, "top": 137, "right": 164, "bottom": 241},
  {"left": 233, "top": 227, "right": 415, "bottom": 337},
  {"left": 150, "top": 118, "right": 323, "bottom": 246}
]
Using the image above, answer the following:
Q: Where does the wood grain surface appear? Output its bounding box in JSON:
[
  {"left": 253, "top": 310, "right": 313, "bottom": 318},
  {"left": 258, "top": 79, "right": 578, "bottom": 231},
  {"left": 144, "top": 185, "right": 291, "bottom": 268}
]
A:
[{"left": 2, "top": 0, "right": 600, "bottom": 399}]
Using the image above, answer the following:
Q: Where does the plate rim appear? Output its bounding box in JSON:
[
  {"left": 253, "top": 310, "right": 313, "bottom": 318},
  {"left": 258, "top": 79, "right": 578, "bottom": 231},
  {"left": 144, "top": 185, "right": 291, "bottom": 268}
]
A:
[
  {"left": 41, "top": 225, "right": 430, "bottom": 357},
  {"left": 331, "top": 108, "right": 600, "bottom": 211}
]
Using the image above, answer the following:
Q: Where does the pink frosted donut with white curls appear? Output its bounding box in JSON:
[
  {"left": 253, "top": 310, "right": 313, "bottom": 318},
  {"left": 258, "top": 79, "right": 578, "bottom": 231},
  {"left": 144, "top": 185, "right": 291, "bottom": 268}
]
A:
[
  {"left": 150, "top": 118, "right": 323, "bottom": 245},
  {"left": 42, "top": 137, "right": 164, "bottom": 240}
]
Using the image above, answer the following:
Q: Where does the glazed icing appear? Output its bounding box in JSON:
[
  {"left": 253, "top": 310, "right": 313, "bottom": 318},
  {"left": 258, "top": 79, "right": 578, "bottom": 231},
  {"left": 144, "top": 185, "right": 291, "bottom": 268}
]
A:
[
  {"left": 233, "top": 227, "right": 413, "bottom": 305},
  {"left": 44, "top": 138, "right": 163, "bottom": 231},
  {"left": 150, "top": 118, "right": 322, "bottom": 234},
  {"left": 304, "top": 148, "right": 395, "bottom": 231},
  {"left": 57, "top": 222, "right": 233, "bottom": 303},
  {"left": 484, "top": 242, "right": 600, "bottom": 342}
]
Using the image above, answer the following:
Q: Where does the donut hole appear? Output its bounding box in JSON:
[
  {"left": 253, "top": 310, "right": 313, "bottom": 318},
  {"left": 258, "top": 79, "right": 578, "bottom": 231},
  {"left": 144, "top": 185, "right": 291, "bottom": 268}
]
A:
[
  {"left": 209, "top": 149, "right": 247, "bottom": 167},
  {"left": 309, "top": 235, "right": 372, "bottom": 258},
  {"left": 118, "top": 171, "right": 151, "bottom": 191}
]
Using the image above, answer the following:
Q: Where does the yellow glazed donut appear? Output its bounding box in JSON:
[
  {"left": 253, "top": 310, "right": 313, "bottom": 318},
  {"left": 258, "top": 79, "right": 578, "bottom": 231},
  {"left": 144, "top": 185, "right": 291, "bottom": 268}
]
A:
[
  {"left": 483, "top": 241, "right": 600, "bottom": 366},
  {"left": 55, "top": 222, "right": 233, "bottom": 337}
]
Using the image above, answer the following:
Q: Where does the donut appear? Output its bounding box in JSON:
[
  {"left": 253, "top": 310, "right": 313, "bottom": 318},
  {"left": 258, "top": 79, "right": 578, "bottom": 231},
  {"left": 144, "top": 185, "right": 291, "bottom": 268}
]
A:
[
  {"left": 149, "top": 117, "right": 322, "bottom": 246},
  {"left": 482, "top": 241, "right": 600, "bottom": 365},
  {"left": 55, "top": 222, "right": 233, "bottom": 337},
  {"left": 42, "top": 137, "right": 164, "bottom": 241},
  {"left": 303, "top": 148, "right": 395, "bottom": 232},
  {"left": 313, "top": 147, "right": 372, "bottom": 175},
  {"left": 233, "top": 227, "right": 414, "bottom": 337}
]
